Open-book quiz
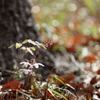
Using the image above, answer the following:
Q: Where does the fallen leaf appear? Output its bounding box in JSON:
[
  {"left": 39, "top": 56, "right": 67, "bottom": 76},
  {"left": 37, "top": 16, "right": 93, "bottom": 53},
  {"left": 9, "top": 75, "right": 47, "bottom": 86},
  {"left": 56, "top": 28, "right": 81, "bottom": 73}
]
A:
[
  {"left": 1, "top": 81, "right": 21, "bottom": 91},
  {"left": 54, "top": 73, "right": 75, "bottom": 86}
]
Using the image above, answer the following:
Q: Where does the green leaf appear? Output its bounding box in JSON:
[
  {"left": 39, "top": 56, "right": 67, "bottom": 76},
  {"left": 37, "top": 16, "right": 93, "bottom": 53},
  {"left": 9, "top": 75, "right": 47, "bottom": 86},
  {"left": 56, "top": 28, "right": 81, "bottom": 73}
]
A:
[
  {"left": 31, "top": 85, "right": 35, "bottom": 90},
  {"left": 8, "top": 44, "right": 15, "bottom": 48},
  {"left": 84, "top": 0, "right": 96, "bottom": 15},
  {"left": 52, "top": 75, "right": 65, "bottom": 85},
  {"left": 15, "top": 43, "right": 22, "bottom": 49},
  {"left": 49, "top": 89, "right": 68, "bottom": 100}
]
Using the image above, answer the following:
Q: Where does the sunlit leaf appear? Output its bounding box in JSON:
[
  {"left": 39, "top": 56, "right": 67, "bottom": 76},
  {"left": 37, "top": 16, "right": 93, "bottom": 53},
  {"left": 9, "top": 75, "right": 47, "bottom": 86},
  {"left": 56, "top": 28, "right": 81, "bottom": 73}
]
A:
[
  {"left": 15, "top": 43, "right": 22, "bottom": 49},
  {"left": 41, "top": 44, "right": 47, "bottom": 49},
  {"left": 8, "top": 44, "right": 15, "bottom": 48},
  {"left": 28, "top": 40, "right": 36, "bottom": 45},
  {"left": 27, "top": 47, "right": 34, "bottom": 55},
  {"left": 52, "top": 73, "right": 75, "bottom": 86},
  {"left": 22, "top": 40, "right": 28, "bottom": 44},
  {"left": 49, "top": 89, "right": 68, "bottom": 100},
  {"left": 22, "top": 39, "right": 36, "bottom": 45},
  {"left": 20, "top": 46, "right": 29, "bottom": 54},
  {"left": 30, "top": 47, "right": 36, "bottom": 51}
]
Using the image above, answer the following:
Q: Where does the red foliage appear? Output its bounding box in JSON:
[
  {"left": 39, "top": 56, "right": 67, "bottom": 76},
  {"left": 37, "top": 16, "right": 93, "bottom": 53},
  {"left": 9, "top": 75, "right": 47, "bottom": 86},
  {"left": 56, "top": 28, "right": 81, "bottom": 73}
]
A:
[
  {"left": 65, "top": 34, "right": 100, "bottom": 52},
  {"left": 1, "top": 73, "right": 100, "bottom": 99},
  {"left": 90, "top": 76, "right": 100, "bottom": 85},
  {"left": 83, "top": 54, "right": 96, "bottom": 63},
  {"left": 1, "top": 81, "right": 21, "bottom": 91},
  {"left": 97, "top": 69, "right": 100, "bottom": 75},
  {"left": 66, "top": 34, "right": 84, "bottom": 52},
  {"left": 41, "top": 89, "right": 57, "bottom": 100}
]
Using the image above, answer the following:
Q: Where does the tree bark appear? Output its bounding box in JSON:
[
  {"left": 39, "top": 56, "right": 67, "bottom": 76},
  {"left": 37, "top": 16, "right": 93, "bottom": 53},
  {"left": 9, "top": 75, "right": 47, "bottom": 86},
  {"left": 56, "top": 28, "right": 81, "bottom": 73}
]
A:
[{"left": 0, "top": 0, "right": 55, "bottom": 84}]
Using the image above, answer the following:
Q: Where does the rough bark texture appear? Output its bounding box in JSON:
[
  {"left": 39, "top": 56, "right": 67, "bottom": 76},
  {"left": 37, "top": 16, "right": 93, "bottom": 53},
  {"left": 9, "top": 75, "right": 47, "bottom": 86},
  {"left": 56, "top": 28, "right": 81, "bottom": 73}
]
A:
[{"left": 0, "top": 0, "right": 55, "bottom": 84}]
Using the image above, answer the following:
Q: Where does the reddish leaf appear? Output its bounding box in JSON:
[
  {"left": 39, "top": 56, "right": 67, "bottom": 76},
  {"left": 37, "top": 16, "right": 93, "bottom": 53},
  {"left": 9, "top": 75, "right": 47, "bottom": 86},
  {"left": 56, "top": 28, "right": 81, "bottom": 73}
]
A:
[
  {"left": 46, "top": 90, "right": 54, "bottom": 98},
  {"left": 85, "top": 93, "right": 92, "bottom": 100},
  {"left": 29, "top": 89, "right": 39, "bottom": 97},
  {"left": 90, "top": 76, "right": 98, "bottom": 85},
  {"left": 97, "top": 69, "right": 100, "bottom": 75},
  {"left": 41, "top": 89, "right": 56, "bottom": 100},
  {"left": 86, "top": 84, "right": 94, "bottom": 95},
  {"left": 55, "top": 73, "right": 75, "bottom": 86},
  {"left": 69, "top": 82, "right": 85, "bottom": 89},
  {"left": 65, "top": 34, "right": 100, "bottom": 52},
  {"left": 1, "top": 81, "right": 21, "bottom": 91},
  {"left": 65, "top": 34, "right": 85, "bottom": 52},
  {"left": 66, "top": 94, "right": 77, "bottom": 100},
  {"left": 90, "top": 76, "right": 100, "bottom": 85},
  {"left": 30, "top": 88, "right": 38, "bottom": 94},
  {"left": 83, "top": 55, "right": 96, "bottom": 63}
]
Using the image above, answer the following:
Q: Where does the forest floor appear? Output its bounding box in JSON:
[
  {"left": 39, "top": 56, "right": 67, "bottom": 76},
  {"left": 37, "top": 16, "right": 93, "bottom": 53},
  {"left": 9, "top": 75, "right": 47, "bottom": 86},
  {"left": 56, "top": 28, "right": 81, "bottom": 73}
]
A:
[{"left": 0, "top": 40, "right": 100, "bottom": 100}]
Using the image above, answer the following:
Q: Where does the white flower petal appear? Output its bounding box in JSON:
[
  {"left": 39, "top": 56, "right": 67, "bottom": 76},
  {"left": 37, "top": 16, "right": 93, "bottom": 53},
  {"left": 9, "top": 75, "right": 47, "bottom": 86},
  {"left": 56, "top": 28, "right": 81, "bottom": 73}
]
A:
[
  {"left": 33, "top": 63, "right": 44, "bottom": 68},
  {"left": 34, "top": 64, "right": 39, "bottom": 68},
  {"left": 38, "top": 63, "right": 44, "bottom": 66},
  {"left": 20, "top": 61, "right": 32, "bottom": 68}
]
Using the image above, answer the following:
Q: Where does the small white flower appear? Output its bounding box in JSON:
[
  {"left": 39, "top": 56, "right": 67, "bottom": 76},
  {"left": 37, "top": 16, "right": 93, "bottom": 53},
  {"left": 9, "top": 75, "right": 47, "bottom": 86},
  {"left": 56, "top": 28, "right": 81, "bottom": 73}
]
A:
[
  {"left": 20, "top": 61, "right": 44, "bottom": 69},
  {"left": 20, "top": 62, "right": 32, "bottom": 68},
  {"left": 32, "top": 63, "right": 44, "bottom": 68},
  {"left": 19, "top": 69, "right": 32, "bottom": 75}
]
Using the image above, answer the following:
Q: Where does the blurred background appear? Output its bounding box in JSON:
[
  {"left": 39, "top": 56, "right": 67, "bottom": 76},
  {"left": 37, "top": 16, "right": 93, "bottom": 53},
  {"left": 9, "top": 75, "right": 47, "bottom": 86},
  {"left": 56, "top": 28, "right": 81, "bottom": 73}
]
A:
[{"left": 30, "top": 0, "right": 100, "bottom": 63}]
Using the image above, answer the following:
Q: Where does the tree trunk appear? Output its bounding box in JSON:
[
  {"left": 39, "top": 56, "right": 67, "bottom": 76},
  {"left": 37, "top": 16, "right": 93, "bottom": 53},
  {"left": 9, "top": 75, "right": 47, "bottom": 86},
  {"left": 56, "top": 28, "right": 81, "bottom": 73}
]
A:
[{"left": 0, "top": 0, "right": 55, "bottom": 84}]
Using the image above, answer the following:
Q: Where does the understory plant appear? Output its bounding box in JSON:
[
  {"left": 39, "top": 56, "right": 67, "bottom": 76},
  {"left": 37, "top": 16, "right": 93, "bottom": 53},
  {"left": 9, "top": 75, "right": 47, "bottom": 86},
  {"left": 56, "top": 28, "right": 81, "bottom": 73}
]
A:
[
  {"left": 1, "top": 39, "right": 95, "bottom": 100},
  {"left": 1, "top": 39, "right": 71, "bottom": 100},
  {"left": 0, "top": 39, "right": 100, "bottom": 100},
  {"left": 2, "top": 39, "right": 76, "bottom": 100},
  {"left": 9, "top": 39, "right": 46, "bottom": 89}
]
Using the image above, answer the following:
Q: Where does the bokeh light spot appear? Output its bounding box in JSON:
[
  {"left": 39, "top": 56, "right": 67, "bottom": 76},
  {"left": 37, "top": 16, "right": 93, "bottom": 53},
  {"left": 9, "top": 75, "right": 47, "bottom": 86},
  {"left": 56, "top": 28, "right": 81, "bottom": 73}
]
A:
[
  {"left": 67, "top": 3, "right": 77, "bottom": 12},
  {"left": 31, "top": 6, "right": 40, "bottom": 13},
  {"left": 52, "top": 20, "right": 59, "bottom": 26}
]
